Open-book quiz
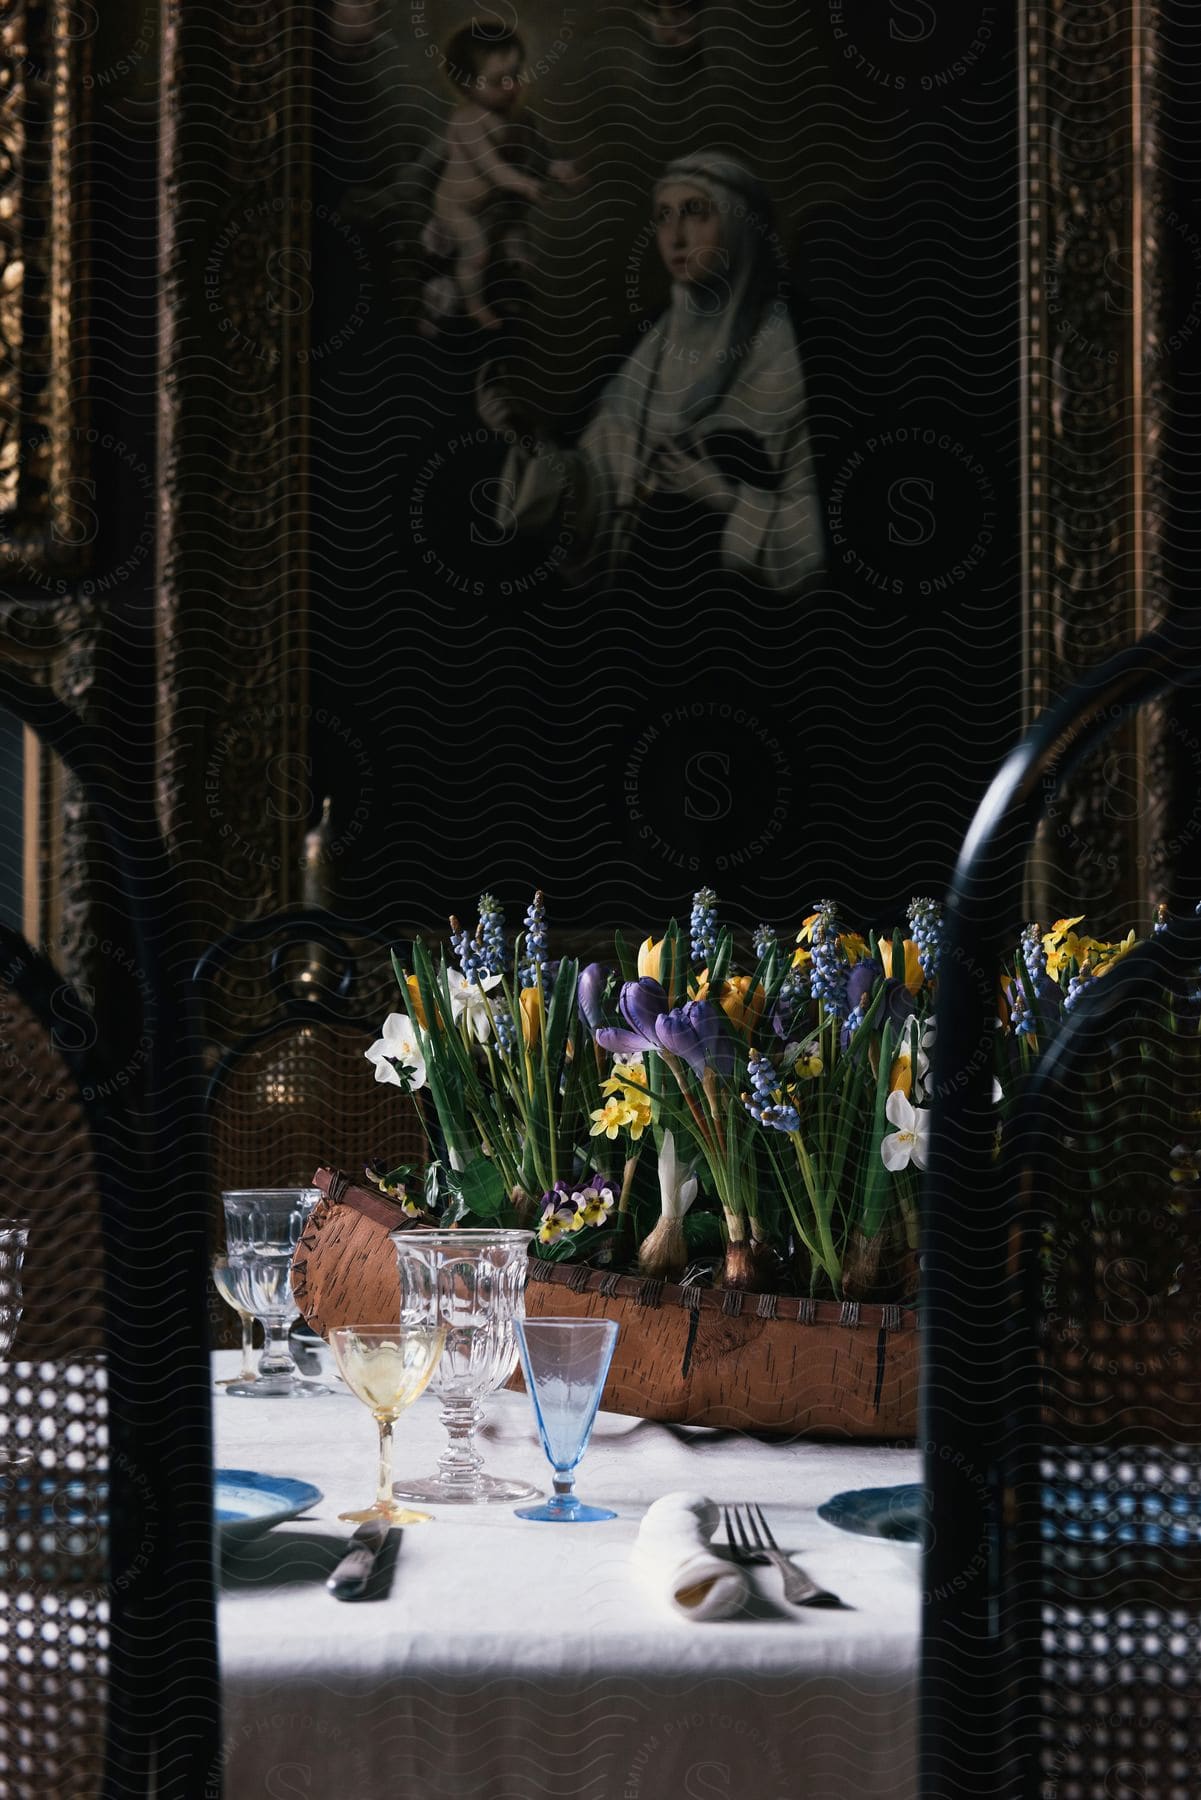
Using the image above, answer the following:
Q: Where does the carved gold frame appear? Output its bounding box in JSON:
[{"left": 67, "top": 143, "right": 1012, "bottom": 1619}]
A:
[
  {"left": 0, "top": 0, "right": 89, "bottom": 587},
  {"left": 0, "top": 3, "right": 1183, "bottom": 982},
  {"left": 1022, "top": 0, "right": 1175, "bottom": 924},
  {"left": 157, "top": 2, "right": 312, "bottom": 947}
]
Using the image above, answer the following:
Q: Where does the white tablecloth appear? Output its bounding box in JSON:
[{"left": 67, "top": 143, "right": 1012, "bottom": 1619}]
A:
[{"left": 213, "top": 1351, "right": 920, "bottom": 1799}]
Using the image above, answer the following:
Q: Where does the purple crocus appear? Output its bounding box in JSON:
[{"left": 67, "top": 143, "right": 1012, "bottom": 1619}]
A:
[
  {"left": 654, "top": 999, "right": 735, "bottom": 1077},
  {"left": 839, "top": 958, "right": 917, "bottom": 1052},
  {"left": 595, "top": 978, "right": 668, "bottom": 1057},
  {"left": 577, "top": 963, "right": 618, "bottom": 1035}
]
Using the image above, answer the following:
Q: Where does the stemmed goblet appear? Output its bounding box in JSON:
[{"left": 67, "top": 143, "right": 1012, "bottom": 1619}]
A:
[
  {"left": 221, "top": 1189, "right": 334, "bottom": 1398},
  {"left": 329, "top": 1324, "right": 446, "bottom": 1524},
  {"left": 513, "top": 1318, "right": 619, "bottom": 1522},
  {"left": 389, "top": 1229, "right": 539, "bottom": 1505},
  {"left": 211, "top": 1255, "right": 258, "bottom": 1389}
]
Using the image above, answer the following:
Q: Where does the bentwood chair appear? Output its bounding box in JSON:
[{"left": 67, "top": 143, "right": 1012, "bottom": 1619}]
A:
[
  {"left": 924, "top": 626, "right": 1201, "bottom": 1799},
  {"left": 0, "top": 671, "right": 217, "bottom": 1799},
  {"left": 193, "top": 913, "right": 427, "bottom": 1342}
]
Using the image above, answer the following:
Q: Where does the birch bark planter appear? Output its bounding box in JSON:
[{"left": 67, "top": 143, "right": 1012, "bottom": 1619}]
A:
[
  {"left": 290, "top": 1170, "right": 919, "bottom": 1441},
  {"left": 520, "top": 1261, "right": 918, "bottom": 1441}
]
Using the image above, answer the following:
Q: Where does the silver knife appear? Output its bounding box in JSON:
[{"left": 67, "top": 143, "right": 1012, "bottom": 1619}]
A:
[{"left": 326, "top": 1517, "right": 390, "bottom": 1600}]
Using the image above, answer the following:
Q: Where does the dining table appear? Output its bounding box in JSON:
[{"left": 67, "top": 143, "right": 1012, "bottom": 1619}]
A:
[{"left": 212, "top": 1349, "right": 921, "bottom": 1799}]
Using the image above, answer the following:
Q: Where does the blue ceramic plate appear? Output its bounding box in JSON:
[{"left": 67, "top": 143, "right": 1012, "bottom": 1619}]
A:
[
  {"left": 215, "top": 1469, "right": 323, "bottom": 1543},
  {"left": 818, "top": 1483, "right": 928, "bottom": 1546}
]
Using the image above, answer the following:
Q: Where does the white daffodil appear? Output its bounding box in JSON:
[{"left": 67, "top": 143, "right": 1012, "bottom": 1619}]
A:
[
  {"left": 446, "top": 967, "right": 504, "bottom": 1042},
  {"left": 657, "top": 1128, "right": 699, "bottom": 1221},
  {"left": 881, "top": 1091, "right": 929, "bottom": 1173},
  {"left": 364, "top": 1012, "right": 427, "bottom": 1090}
]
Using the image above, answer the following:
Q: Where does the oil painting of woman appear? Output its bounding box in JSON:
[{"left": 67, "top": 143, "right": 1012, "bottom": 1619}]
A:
[{"left": 477, "top": 152, "right": 825, "bottom": 596}]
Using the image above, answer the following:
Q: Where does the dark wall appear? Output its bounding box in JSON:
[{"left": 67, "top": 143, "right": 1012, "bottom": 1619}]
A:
[{"left": 307, "top": 1, "right": 1020, "bottom": 946}]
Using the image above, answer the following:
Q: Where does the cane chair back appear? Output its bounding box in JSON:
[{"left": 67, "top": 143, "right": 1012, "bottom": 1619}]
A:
[
  {"left": 0, "top": 672, "right": 218, "bottom": 1799},
  {"left": 196, "top": 915, "right": 425, "bottom": 1345},
  {"left": 924, "top": 627, "right": 1201, "bottom": 1800},
  {"left": 0, "top": 941, "right": 112, "bottom": 1797}
]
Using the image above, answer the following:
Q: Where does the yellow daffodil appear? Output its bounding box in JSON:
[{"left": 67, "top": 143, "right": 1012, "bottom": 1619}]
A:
[
  {"left": 797, "top": 913, "right": 820, "bottom": 944},
  {"left": 1092, "top": 929, "right": 1138, "bottom": 975},
  {"left": 839, "top": 931, "right": 871, "bottom": 966},
  {"left": 596, "top": 1080, "right": 651, "bottom": 1139},
  {"left": 879, "top": 938, "right": 925, "bottom": 993},
  {"left": 404, "top": 975, "right": 427, "bottom": 1029},
  {"left": 589, "top": 1097, "right": 634, "bottom": 1140},
  {"left": 519, "top": 985, "right": 543, "bottom": 1047},
  {"left": 1042, "top": 916, "right": 1088, "bottom": 979},
  {"left": 611, "top": 1057, "right": 646, "bottom": 1088},
  {"left": 638, "top": 936, "right": 665, "bottom": 979},
  {"left": 623, "top": 1091, "right": 652, "bottom": 1139},
  {"left": 791, "top": 946, "right": 813, "bottom": 973}
]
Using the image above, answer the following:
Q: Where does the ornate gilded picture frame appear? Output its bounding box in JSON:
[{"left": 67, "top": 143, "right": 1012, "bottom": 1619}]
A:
[{"left": 0, "top": 0, "right": 90, "bottom": 594}]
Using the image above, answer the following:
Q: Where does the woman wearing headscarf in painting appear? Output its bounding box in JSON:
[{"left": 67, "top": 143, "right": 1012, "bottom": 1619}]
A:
[{"left": 477, "top": 152, "right": 824, "bottom": 596}]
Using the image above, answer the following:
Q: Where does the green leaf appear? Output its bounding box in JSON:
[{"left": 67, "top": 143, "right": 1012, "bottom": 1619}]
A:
[
  {"left": 709, "top": 926, "right": 734, "bottom": 988},
  {"left": 614, "top": 928, "right": 638, "bottom": 983},
  {"left": 454, "top": 1156, "right": 508, "bottom": 1223},
  {"left": 857, "top": 1018, "right": 897, "bottom": 1238}
]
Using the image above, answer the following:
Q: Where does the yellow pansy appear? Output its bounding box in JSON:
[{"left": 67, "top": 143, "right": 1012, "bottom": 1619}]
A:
[
  {"left": 794, "top": 1048, "right": 823, "bottom": 1080},
  {"left": 879, "top": 938, "right": 925, "bottom": 993}
]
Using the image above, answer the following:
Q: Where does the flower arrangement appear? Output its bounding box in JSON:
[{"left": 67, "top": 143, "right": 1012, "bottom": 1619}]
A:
[{"left": 364, "top": 890, "right": 1197, "bottom": 1303}]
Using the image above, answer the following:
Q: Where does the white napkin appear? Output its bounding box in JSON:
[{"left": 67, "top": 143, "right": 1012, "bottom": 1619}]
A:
[{"left": 632, "top": 1492, "right": 749, "bottom": 1622}]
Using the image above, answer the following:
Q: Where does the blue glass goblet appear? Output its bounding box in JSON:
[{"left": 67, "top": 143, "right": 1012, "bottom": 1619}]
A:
[{"left": 513, "top": 1317, "right": 619, "bottom": 1523}]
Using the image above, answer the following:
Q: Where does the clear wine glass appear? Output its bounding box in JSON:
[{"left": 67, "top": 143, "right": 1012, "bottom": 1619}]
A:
[
  {"left": 329, "top": 1324, "right": 447, "bottom": 1524},
  {"left": 389, "top": 1229, "right": 539, "bottom": 1505},
  {"left": 513, "top": 1317, "right": 619, "bottom": 1523},
  {"left": 211, "top": 1255, "right": 259, "bottom": 1389},
  {"left": 1, "top": 1221, "right": 30, "bottom": 1471},
  {"left": 221, "top": 1189, "right": 334, "bottom": 1398}
]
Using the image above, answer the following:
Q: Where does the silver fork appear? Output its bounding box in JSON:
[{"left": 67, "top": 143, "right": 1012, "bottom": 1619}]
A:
[{"left": 723, "top": 1503, "right": 844, "bottom": 1608}]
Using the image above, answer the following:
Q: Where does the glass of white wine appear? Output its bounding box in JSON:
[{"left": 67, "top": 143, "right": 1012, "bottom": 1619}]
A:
[
  {"left": 211, "top": 1255, "right": 258, "bottom": 1389},
  {"left": 329, "top": 1324, "right": 446, "bottom": 1525}
]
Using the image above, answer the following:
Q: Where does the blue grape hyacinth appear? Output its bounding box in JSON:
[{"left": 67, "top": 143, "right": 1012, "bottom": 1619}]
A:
[
  {"left": 519, "top": 889, "right": 549, "bottom": 988},
  {"left": 743, "top": 1049, "right": 800, "bottom": 1133},
  {"left": 809, "top": 900, "right": 850, "bottom": 1020},
  {"left": 907, "top": 896, "right": 944, "bottom": 979},
  {"left": 690, "top": 886, "right": 719, "bottom": 967}
]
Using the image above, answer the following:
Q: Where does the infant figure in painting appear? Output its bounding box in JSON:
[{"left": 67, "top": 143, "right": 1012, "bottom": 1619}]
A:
[{"left": 423, "top": 20, "right": 581, "bottom": 333}]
